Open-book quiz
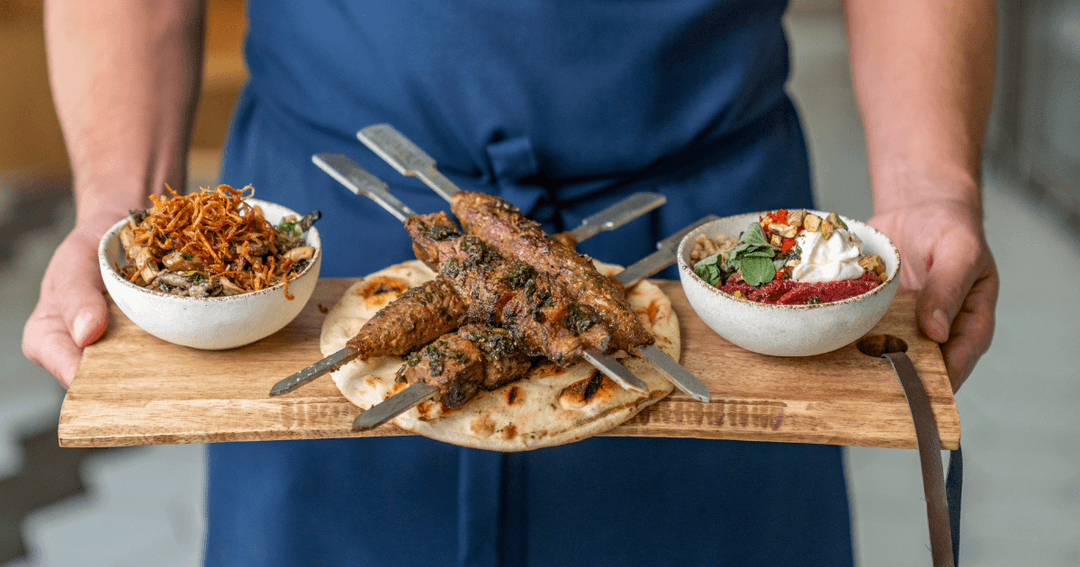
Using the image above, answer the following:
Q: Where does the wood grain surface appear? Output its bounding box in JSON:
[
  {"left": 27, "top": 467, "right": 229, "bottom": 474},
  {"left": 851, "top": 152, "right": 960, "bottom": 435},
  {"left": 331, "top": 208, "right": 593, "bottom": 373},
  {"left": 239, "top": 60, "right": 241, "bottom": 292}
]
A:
[{"left": 59, "top": 279, "right": 959, "bottom": 450}]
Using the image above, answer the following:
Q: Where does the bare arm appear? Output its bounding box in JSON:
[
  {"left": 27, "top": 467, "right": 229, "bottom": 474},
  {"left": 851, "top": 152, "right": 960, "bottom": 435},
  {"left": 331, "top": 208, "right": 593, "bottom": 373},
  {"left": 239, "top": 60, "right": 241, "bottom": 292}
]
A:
[
  {"left": 23, "top": 0, "right": 205, "bottom": 386},
  {"left": 845, "top": 0, "right": 999, "bottom": 390}
]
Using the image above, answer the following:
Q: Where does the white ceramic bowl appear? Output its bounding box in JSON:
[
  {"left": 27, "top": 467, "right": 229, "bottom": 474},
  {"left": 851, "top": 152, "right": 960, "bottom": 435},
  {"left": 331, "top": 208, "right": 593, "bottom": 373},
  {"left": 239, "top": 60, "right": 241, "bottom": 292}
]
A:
[
  {"left": 677, "top": 211, "right": 900, "bottom": 357},
  {"left": 98, "top": 198, "right": 322, "bottom": 350}
]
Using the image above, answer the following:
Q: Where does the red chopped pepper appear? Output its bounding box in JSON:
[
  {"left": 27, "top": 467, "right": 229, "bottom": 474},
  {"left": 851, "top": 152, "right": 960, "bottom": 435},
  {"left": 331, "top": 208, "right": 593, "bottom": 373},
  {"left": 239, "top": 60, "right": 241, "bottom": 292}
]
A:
[{"left": 780, "top": 236, "right": 795, "bottom": 253}]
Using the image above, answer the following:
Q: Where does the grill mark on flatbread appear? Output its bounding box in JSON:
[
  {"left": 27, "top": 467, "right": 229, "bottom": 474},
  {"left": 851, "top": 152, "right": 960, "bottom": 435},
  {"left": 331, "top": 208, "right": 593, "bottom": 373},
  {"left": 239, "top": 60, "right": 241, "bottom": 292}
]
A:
[
  {"left": 583, "top": 371, "right": 605, "bottom": 402},
  {"left": 558, "top": 371, "right": 616, "bottom": 410},
  {"left": 505, "top": 386, "right": 520, "bottom": 405},
  {"left": 500, "top": 425, "right": 517, "bottom": 440},
  {"left": 646, "top": 299, "right": 661, "bottom": 325},
  {"left": 354, "top": 275, "right": 411, "bottom": 305},
  {"left": 525, "top": 361, "right": 563, "bottom": 380}
]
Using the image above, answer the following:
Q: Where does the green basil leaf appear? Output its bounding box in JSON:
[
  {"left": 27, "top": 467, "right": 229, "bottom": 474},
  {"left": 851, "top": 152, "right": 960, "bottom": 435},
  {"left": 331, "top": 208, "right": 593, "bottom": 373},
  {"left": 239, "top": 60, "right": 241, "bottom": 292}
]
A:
[
  {"left": 693, "top": 253, "right": 725, "bottom": 286},
  {"left": 740, "top": 257, "right": 776, "bottom": 287}
]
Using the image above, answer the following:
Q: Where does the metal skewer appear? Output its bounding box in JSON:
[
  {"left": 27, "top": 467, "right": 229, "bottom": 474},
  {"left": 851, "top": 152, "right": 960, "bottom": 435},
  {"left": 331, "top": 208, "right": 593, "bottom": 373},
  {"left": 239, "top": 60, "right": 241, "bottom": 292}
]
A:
[{"left": 356, "top": 125, "right": 713, "bottom": 403}]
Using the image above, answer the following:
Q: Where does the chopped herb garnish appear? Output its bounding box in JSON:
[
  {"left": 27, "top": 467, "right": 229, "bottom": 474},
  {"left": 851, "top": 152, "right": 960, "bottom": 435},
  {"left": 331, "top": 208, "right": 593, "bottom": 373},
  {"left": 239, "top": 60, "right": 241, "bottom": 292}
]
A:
[{"left": 276, "top": 219, "right": 300, "bottom": 237}]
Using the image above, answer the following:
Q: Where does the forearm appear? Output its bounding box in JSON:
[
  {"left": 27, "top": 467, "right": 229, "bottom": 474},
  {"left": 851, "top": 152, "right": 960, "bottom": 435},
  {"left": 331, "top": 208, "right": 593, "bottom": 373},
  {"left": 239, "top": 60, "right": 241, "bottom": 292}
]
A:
[
  {"left": 844, "top": 0, "right": 996, "bottom": 214},
  {"left": 45, "top": 0, "right": 205, "bottom": 234}
]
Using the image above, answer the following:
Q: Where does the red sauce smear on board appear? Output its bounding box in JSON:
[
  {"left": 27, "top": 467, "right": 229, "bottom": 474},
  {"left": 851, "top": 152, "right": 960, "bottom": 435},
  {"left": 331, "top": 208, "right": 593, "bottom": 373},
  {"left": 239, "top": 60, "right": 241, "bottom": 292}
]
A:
[{"left": 721, "top": 271, "right": 880, "bottom": 305}]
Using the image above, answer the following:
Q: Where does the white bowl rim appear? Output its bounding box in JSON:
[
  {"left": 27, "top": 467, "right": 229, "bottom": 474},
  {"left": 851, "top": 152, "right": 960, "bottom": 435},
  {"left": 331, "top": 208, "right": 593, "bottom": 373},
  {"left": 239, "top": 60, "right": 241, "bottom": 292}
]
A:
[
  {"left": 676, "top": 209, "right": 901, "bottom": 310},
  {"left": 98, "top": 198, "right": 322, "bottom": 303}
]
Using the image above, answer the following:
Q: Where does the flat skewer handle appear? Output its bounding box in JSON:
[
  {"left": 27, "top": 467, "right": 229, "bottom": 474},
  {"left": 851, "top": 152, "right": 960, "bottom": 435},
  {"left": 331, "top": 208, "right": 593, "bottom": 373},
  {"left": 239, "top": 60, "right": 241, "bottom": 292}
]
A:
[
  {"left": 357, "top": 124, "right": 461, "bottom": 202},
  {"left": 312, "top": 153, "right": 416, "bottom": 222},
  {"left": 270, "top": 346, "right": 360, "bottom": 396}
]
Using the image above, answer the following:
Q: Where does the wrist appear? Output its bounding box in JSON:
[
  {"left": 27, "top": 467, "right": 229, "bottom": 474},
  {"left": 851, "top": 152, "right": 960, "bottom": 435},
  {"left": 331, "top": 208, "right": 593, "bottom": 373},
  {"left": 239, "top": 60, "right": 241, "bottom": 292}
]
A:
[
  {"left": 73, "top": 193, "right": 147, "bottom": 239},
  {"left": 870, "top": 160, "right": 983, "bottom": 218}
]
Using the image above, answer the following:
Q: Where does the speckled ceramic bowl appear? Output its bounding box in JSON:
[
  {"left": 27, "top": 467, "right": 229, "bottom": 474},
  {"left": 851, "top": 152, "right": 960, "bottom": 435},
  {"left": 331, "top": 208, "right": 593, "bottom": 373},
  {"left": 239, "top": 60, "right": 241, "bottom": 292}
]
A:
[
  {"left": 98, "top": 199, "right": 322, "bottom": 350},
  {"left": 677, "top": 211, "right": 900, "bottom": 357}
]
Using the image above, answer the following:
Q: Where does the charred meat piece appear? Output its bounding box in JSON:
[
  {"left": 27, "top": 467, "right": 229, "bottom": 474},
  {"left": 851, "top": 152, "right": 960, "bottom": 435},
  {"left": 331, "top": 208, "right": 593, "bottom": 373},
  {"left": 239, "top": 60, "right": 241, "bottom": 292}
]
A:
[
  {"left": 450, "top": 191, "right": 653, "bottom": 352},
  {"left": 405, "top": 212, "right": 610, "bottom": 365},
  {"left": 456, "top": 324, "right": 531, "bottom": 390},
  {"left": 396, "top": 324, "right": 531, "bottom": 409},
  {"left": 346, "top": 278, "right": 468, "bottom": 359}
]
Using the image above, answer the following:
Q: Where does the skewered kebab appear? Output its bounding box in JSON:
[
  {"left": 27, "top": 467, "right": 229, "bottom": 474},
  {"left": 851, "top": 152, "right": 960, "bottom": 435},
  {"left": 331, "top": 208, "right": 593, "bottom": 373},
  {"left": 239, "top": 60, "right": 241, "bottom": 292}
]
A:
[
  {"left": 359, "top": 125, "right": 649, "bottom": 351},
  {"left": 346, "top": 278, "right": 467, "bottom": 359},
  {"left": 395, "top": 324, "right": 531, "bottom": 410},
  {"left": 355, "top": 124, "right": 711, "bottom": 401},
  {"left": 270, "top": 157, "right": 655, "bottom": 396},
  {"left": 315, "top": 154, "right": 646, "bottom": 393},
  {"left": 351, "top": 213, "right": 718, "bottom": 431},
  {"left": 450, "top": 191, "right": 652, "bottom": 352},
  {"left": 406, "top": 211, "right": 610, "bottom": 364}
]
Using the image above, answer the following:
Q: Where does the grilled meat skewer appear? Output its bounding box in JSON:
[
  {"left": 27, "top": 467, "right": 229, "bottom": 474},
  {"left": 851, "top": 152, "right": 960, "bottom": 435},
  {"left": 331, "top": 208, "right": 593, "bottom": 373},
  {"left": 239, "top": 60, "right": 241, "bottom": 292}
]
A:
[
  {"left": 355, "top": 124, "right": 653, "bottom": 352},
  {"left": 270, "top": 277, "right": 467, "bottom": 396},
  {"left": 354, "top": 324, "right": 532, "bottom": 430},
  {"left": 345, "top": 278, "right": 467, "bottom": 359},
  {"left": 272, "top": 155, "right": 648, "bottom": 397},
  {"left": 406, "top": 211, "right": 611, "bottom": 365},
  {"left": 394, "top": 324, "right": 531, "bottom": 409},
  {"left": 450, "top": 191, "right": 653, "bottom": 353},
  {"left": 349, "top": 214, "right": 719, "bottom": 426}
]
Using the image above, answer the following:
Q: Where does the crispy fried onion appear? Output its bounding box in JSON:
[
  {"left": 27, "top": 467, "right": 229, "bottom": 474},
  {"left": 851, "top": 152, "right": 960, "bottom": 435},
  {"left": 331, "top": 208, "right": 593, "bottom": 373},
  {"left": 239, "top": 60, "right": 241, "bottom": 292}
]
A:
[{"left": 119, "top": 184, "right": 310, "bottom": 299}]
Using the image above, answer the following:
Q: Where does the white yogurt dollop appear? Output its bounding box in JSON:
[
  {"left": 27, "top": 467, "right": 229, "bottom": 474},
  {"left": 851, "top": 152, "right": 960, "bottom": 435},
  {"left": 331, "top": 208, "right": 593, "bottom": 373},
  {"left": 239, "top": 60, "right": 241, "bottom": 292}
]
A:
[{"left": 791, "top": 228, "right": 865, "bottom": 282}]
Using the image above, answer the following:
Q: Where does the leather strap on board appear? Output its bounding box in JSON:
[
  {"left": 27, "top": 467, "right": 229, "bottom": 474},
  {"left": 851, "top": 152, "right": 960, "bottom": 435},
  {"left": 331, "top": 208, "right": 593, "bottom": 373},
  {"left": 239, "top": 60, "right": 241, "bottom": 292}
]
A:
[{"left": 882, "top": 352, "right": 963, "bottom": 567}]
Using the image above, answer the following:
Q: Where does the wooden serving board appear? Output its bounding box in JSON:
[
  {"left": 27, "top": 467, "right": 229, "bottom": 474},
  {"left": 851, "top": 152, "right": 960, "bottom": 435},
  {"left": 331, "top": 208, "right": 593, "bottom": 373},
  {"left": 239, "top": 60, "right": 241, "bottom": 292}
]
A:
[{"left": 59, "top": 279, "right": 958, "bottom": 450}]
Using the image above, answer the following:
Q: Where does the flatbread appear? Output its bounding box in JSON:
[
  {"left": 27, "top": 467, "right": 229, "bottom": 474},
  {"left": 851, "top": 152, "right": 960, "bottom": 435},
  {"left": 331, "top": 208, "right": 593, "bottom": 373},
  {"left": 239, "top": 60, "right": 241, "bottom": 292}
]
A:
[{"left": 321, "top": 259, "right": 679, "bottom": 452}]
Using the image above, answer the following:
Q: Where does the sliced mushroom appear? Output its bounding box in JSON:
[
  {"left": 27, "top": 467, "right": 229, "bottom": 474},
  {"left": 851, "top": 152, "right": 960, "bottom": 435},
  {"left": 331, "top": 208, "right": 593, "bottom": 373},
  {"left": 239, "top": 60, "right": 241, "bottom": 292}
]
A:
[
  {"left": 162, "top": 251, "right": 204, "bottom": 272},
  {"left": 219, "top": 276, "right": 246, "bottom": 296},
  {"left": 119, "top": 224, "right": 136, "bottom": 250},
  {"left": 188, "top": 279, "right": 222, "bottom": 298},
  {"left": 245, "top": 240, "right": 270, "bottom": 256},
  {"left": 283, "top": 246, "right": 316, "bottom": 262},
  {"left": 134, "top": 246, "right": 155, "bottom": 270},
  {"left": 157, "top": 271, "right": 196, "bottom": 289},
  {"left": 296, "top": 210, "right": 321, "bottom": 233},
  {"left": 128, "top": 208, "right": 148, "bottom": 225},
  {"left": 139, "top": 261, "right": 159, "bottom": 285}
]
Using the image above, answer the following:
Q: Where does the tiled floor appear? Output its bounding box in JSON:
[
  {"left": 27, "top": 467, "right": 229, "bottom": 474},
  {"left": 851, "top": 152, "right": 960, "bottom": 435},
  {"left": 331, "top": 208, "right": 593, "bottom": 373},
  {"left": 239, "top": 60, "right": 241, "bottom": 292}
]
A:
[{"left": 2, "top": 6, "right": 1078, "bottom": 567}]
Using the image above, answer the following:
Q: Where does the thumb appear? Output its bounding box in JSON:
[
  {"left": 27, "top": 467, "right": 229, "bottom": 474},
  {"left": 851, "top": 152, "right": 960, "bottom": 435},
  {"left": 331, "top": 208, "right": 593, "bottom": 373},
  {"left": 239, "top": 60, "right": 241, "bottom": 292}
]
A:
[
  {"left": 915, "top": 232, "right": 982, "bottom": 343},
  {"left": 59, "top": 230, "right": 110, "bottom": 348}
]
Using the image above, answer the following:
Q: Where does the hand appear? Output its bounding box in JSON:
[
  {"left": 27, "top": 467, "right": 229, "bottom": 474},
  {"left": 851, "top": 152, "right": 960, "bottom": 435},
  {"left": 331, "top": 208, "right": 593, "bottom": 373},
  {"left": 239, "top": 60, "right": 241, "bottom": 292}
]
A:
[
  {"left": 869, "top": 199, "right": 999, "bottom": 391},
  {"left": 22, "top": 216, "right": 115, "bottom": 387}
]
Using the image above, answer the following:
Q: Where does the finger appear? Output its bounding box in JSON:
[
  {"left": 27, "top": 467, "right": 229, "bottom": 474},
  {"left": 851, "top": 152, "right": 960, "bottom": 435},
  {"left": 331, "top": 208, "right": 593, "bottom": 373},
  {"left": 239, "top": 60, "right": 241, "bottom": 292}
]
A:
[
  {"left": 51, "top": 232, "right": 110, "bottom": 348},
  {"left": 940, "top": 262, "right": 999, "bottom": 391},
  {"left": 915, "top": 232, "right": 985, "bottom": 343},
  {"left": 61, "top": 280, "right": 110, "bottom": 348},
  {"left": 23, "top": 306, "right": 84, "bottom": 388}
]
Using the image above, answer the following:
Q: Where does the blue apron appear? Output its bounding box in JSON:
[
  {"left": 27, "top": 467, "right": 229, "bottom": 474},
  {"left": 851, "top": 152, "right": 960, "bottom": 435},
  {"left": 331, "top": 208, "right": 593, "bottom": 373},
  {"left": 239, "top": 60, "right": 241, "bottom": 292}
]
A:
[{"left": 207, "top": 2, "right": 853, "bottom": 565}]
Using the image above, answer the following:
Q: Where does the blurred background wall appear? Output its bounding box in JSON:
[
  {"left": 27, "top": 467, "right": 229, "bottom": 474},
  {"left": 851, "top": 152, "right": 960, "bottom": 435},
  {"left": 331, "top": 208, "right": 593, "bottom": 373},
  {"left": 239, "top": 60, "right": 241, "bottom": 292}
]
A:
[{"left": 0, "top": 0, "right": 246, "bottom": 184}]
